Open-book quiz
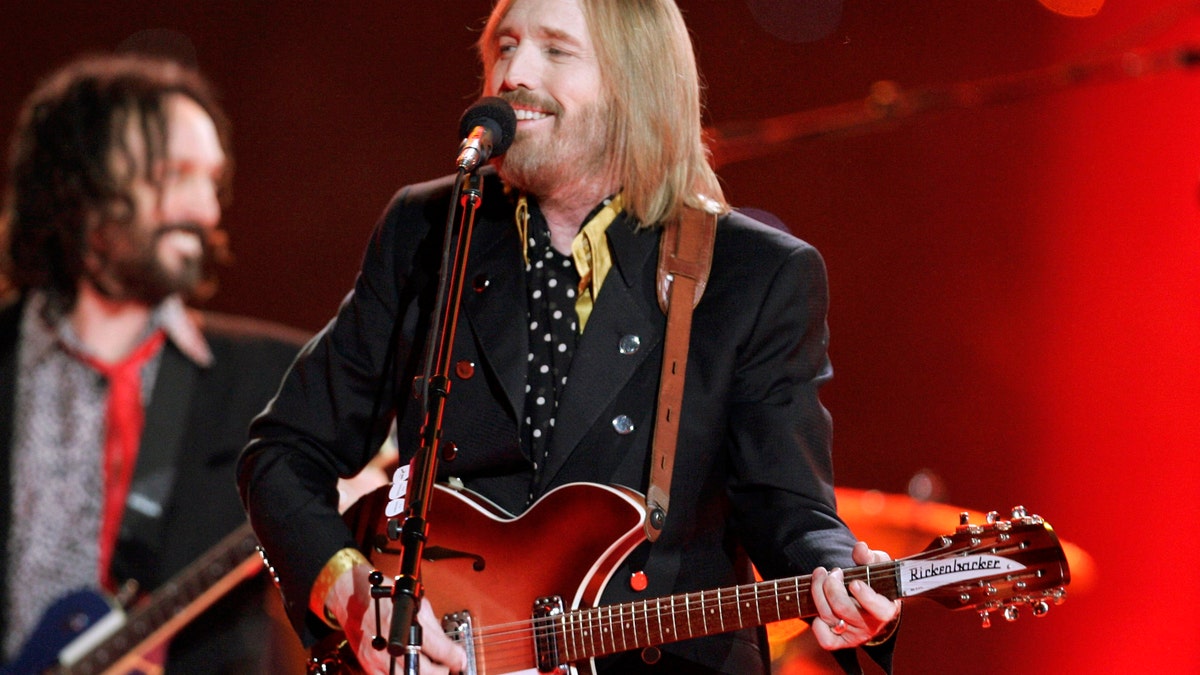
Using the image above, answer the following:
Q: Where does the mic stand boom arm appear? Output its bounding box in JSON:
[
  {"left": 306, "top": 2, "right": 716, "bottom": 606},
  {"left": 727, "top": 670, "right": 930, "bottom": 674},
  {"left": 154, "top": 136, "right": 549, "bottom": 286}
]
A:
[{"left": 385, "top": 168, "right": 485, "bottom": 671}]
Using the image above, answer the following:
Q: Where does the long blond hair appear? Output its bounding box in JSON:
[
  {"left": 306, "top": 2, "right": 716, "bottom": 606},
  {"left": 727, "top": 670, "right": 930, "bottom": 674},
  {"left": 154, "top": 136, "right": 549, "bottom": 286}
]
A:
[{"left": 479, "top": 0, "right": 726, "bottom": 227}]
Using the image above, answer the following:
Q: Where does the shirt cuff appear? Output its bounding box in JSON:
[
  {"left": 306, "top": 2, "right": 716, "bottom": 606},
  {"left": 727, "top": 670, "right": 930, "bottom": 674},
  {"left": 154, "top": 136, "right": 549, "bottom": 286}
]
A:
[{"left": 309, "top": 547, "right": 370, "bottom": 629}]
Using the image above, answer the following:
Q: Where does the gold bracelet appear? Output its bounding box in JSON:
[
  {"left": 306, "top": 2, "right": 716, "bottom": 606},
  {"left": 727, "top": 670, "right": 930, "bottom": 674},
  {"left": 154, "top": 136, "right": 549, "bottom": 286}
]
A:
[{"left": 309, "top": 548, "right": 369, "bottom": 629}]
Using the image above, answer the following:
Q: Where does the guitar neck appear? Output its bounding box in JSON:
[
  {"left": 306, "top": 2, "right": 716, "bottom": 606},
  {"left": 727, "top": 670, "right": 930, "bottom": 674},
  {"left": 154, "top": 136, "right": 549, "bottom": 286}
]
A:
[
  {"left": 555, "top": 562, "right": 898, "bottom": 662},
  {"left": 59, "top": 522, "right": 263, "bottom": 675}
]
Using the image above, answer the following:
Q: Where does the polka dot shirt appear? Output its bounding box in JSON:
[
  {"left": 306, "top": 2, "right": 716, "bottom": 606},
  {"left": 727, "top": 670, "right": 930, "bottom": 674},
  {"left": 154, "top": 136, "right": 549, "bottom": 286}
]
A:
[{"left": 522, "top": 210, "right": 580, "bottom": 504}]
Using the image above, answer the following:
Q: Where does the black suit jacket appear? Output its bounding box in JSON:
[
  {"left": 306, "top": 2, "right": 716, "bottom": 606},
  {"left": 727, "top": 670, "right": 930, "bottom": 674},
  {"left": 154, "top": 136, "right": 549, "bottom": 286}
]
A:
[
  {"left": 0, "top": 295, "right": 306, "bottom": 673},
  {"left": 240, "top": 171, "right": 888, "bottom": 673}
]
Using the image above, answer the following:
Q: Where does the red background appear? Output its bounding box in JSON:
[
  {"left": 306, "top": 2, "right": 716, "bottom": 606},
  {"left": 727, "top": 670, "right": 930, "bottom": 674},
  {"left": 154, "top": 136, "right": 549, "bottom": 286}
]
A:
[{"left": 2, "top": 2, "right": 1198, "bottom": 672}]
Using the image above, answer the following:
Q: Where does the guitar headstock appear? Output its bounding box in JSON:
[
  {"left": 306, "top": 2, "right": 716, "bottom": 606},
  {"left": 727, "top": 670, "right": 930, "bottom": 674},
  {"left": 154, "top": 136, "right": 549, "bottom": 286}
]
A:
[{"left": 896, "top": 506, "right": 1070, "bottom": 628}]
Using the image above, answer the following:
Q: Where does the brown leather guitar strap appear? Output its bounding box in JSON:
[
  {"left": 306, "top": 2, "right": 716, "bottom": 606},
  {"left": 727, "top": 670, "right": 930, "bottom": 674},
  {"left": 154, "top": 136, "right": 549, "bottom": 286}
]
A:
[{"left": 646, "top": 200, "right": 717, "bottom": 541}]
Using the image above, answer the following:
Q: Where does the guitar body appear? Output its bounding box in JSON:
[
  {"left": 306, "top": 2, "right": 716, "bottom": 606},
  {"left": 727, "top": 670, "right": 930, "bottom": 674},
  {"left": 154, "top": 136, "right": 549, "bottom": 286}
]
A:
[
  {"left": 341, "top": 482, "right": 648, "bottom": 675},
  {"left": 0, "top": 589, "right": 118, "bottom": 675}
]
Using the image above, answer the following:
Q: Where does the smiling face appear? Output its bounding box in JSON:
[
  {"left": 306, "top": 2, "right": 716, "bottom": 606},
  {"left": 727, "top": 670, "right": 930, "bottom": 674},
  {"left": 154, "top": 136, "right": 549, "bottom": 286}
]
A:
[
  {"left": 89, "top": 93, "right": 226, "bottom": 304},
  {"left": 483, "top": 0, "right": 613, "bottom": 196}
]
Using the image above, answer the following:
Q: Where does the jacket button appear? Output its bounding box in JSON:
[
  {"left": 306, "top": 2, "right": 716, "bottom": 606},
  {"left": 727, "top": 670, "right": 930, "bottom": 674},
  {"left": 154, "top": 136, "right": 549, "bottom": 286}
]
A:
[
  {"left": 611, "top": 415, "right": 635, "bottom": 435},
  {"left": 455, "top": 360, "right": 476, "bottom": 379},
  {"left": 473, "top": 274, "right": 490, "bottom": 293},
  {"left": 618, "top": 334, "right": 641, "bottom": 355}
]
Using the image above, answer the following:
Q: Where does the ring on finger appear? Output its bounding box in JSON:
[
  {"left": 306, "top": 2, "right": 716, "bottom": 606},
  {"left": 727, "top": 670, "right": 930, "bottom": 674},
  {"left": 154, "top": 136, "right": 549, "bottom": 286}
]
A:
[{"left": 829, "top": 618, "right": 847, "bottom": 635}]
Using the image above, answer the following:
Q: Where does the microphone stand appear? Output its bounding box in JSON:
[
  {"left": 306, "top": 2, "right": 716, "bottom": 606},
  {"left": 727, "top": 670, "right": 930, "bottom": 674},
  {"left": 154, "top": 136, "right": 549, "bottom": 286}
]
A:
[{"left": 384, "top": 166, "right": 485, "bottom": 672}]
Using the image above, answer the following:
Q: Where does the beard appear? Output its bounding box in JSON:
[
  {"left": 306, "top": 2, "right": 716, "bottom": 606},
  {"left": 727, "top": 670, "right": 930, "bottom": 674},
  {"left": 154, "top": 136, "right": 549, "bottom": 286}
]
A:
[
  {"left": 88, "top": 221, "right": 211, "bottom": 305},
  {"left": 495, "top": 90, "right": 612, "bottom": 196}
]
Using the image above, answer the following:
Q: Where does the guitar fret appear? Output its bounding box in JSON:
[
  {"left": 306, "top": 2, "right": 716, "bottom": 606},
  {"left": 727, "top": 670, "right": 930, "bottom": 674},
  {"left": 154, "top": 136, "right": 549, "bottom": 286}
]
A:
[
  {"left": 601, "top": 604, "right": 612, "bottom": 655},
  {"left": 683, "top": 592, "right": 692, "bottom": 638},
  {"left": 752, "top": 582, "right": 761, "bottom": 626},
  {"left": 596, "top": 606, "right": 604, "bottom": 656},
  {"left": 772, "top": 579, "right": 781, "bottom": 623},
  {"left": 593, "top": 606, "right": 601, "bottom": 657},
  {"left": 643, "top": 599, "right": 652, "bottom": 646},
  {"left": 701, "top": 589, "right": 711, "bottom": 634},
  {"left": 585, "top": 607, "right": 596, "bottom": 659},
  {"left": 667, "top": 594, "right": 676, "bottom": 641},
  {"left": 624, "top": 600, "right": 633, "bottom": 648},
  {"left": 566, "top": 608, "right": 578, "bottom": 662},
  {"left": 577, "top": 609, "right": 587, "bottom": 660}
]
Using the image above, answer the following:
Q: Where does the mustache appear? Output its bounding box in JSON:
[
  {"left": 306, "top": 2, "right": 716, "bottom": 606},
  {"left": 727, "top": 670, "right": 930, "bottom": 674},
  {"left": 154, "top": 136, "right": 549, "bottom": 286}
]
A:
[
  {"left": 499, "top": 89, "right": 564, "bottom": 117},
  {"left": 154, "top": 221, "right": 207, "bottom": 242},
  {"left": 153, "top": 221, "right": 233, "bottom": 267}
]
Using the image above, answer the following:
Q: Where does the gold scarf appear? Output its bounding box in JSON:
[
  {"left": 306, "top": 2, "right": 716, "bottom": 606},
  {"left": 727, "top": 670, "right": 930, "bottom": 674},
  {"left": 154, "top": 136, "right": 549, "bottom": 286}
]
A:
[
  {"left": 570, "top": 193, "right": 623, "bottom": 332},
  {"left": 514, "top": 193, "right": 624, "bottom": 333}
]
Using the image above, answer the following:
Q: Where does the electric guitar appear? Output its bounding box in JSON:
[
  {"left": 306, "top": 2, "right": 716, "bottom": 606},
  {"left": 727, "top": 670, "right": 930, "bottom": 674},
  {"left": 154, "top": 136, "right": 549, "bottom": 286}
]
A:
[
  {"left": 1, "top": 522, "right": 263, "bottom": 675},
  {"left": 312, "top": 482, "right": 1071, "bottom": 675}
]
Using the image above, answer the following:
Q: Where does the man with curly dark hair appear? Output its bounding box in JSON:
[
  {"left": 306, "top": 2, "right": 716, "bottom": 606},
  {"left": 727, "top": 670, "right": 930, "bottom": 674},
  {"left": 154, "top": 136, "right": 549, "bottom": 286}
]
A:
[{"left": 0, "top": 53, "right": 306, "bottom": 673}]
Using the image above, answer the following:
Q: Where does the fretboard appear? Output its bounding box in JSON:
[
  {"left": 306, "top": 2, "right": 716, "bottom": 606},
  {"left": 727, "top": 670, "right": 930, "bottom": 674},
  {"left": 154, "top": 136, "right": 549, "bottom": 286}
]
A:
[{"left": 554, "top": 562, "right": 900, "bottom": 662}]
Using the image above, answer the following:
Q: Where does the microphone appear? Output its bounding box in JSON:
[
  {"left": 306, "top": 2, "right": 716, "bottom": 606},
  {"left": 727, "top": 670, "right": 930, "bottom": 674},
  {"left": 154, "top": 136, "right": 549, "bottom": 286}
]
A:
[{"left": 456, "top": 97, "right": 517, "bottom": 172}]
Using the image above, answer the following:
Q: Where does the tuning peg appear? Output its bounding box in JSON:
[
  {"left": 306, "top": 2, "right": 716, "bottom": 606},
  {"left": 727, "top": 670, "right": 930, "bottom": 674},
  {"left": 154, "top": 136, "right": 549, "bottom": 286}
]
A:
[
  {"left": 1010, "top": 506, "right": 1028, "bottom": 519},
  {"left": 959, "top": 511, "right": 970, "bottom": 526},
  {"left": 985, "top": 510, "right": 1000, "bottom": 524}
]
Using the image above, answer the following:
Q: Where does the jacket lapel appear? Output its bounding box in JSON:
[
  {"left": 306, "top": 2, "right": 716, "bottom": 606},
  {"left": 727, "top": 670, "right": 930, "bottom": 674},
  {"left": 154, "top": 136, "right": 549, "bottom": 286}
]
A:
[
  {"left": 542, "top": 217, "right": 663, "bottom": 484},
  {"left": 461, "top": 212, "right": 528, "bottom": 421}
]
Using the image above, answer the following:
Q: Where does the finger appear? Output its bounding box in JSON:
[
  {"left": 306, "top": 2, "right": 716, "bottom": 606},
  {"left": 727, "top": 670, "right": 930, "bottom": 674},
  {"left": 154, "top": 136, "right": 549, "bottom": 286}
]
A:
[
  {"left": 417, "top": 598, "right": 468, "bottom": 671},
  {"left": 851, "top": 540, "right": 891, "bottom": 565},
  {"left": 419, "top": 653, "right": 452, "bottom": 675},
  {"left": 848, "top": 579, "right": 902, "bottom": 625},
  {"left": 810, "top": 566, "right": 836, "bottom": 622},
  {"left": 821, "top": 567, "right": 863, "bottom": 623}
]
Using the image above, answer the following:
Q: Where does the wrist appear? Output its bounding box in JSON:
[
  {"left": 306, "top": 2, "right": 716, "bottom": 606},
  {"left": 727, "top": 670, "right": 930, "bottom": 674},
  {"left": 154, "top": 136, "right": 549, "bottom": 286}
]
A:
[{"left": 310, "top": 548, "right": 370, "bottom": 629}]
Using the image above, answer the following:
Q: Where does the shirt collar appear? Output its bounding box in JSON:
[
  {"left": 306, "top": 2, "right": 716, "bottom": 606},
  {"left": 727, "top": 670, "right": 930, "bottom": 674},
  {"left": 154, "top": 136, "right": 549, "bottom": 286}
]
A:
[{"left": 23, "top": 291, "right": 213, "bottom": 368}]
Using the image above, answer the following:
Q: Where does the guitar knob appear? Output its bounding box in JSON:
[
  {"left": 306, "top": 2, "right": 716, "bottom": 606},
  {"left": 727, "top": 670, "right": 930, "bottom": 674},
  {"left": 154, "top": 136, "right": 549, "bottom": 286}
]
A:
[
  {"left": 1031, "top": 600, "right": 1050, "bottom": 617},
  {"left": 1003, "top": 605, "right": 1020, "bottom": 622},
  {"left": 1011, "top": 506, "right": 1028, "bottom": 519},
  {"left": 959, "top": 512, "right": 970, "bottom": 526}
]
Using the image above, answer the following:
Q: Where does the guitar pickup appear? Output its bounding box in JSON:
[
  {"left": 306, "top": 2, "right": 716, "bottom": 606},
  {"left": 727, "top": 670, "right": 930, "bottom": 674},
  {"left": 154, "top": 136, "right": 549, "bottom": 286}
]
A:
[
  {"left": 442, "top": 611, "right": 477, "bottom": 673},
  {"left": 532, "top": 596, "right": 568, "bottom": 674}
]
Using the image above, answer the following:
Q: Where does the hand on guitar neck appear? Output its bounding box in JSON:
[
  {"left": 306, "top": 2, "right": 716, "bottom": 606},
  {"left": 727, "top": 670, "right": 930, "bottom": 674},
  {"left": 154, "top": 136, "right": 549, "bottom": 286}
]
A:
[{"left": 809, "top": 541, "right": 904, "bottom": 649}]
